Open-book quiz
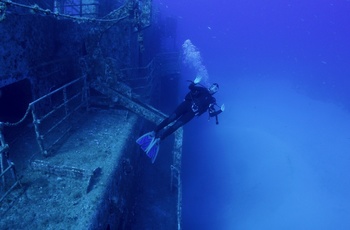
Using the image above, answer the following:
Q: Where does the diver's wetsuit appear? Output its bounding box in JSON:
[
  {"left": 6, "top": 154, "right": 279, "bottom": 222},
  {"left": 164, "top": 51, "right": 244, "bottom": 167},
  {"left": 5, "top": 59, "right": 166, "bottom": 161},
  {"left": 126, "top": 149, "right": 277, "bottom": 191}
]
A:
[{"left": 154, "top": 82, "right": 222, "bottom": 140}]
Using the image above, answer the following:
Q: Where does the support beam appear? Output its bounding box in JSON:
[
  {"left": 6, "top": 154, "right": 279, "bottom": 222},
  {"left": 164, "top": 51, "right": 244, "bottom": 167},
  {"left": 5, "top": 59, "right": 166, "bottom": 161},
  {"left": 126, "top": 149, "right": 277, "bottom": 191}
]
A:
[{"left": 91, "top": 81, "right": 167, "bottom": 124}]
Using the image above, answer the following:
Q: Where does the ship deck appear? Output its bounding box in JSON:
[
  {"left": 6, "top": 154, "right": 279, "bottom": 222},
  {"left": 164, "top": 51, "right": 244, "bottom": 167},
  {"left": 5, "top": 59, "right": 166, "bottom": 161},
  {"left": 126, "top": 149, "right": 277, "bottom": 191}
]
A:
[{"left": 0, "top": 108, "right": 178, "bottom": 229}]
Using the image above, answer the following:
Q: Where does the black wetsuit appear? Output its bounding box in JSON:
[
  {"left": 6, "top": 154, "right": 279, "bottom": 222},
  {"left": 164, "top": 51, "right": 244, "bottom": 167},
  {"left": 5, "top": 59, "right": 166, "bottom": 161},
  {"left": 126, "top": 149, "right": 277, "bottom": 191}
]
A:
[{"left": 154, "top": 82, "right": 222, "bottom": 140}]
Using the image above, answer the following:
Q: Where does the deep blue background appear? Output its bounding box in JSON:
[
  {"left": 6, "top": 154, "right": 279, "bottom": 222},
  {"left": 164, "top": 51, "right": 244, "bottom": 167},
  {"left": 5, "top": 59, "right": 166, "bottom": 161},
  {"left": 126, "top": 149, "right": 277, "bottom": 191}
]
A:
[
  {"left": 156, "top": 1, "right": 350, "bottom": 229},
  {"left": 158, "top": 0, "right": 350, "bottom": 104}
]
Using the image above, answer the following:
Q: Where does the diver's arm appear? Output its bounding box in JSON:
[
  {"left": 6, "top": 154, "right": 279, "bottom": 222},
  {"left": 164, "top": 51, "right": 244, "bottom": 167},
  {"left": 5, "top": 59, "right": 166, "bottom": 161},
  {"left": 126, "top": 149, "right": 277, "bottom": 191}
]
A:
[
  {"left": 209, "top": 109, "right": 222, "bottom": 117},
  {"left": 209, "top": 103, "right": 225, "bottom": 117}
]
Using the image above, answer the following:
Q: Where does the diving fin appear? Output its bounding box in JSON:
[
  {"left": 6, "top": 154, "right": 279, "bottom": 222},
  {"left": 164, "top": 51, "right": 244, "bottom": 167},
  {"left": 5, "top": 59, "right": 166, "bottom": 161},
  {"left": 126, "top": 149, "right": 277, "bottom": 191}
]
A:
[
  {"left": 145, "top": 138, "right": 160, "bottom": 164},
  {"left": 136, "top": 132, "right": 155, "bottom": 152}
]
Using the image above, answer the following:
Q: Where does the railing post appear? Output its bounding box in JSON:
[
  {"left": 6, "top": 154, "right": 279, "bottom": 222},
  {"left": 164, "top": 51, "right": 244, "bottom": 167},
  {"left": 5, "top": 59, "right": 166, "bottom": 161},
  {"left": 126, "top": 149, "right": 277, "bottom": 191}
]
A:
[{"left": 30, "top": 104, "right": 47, "bottom": 156}]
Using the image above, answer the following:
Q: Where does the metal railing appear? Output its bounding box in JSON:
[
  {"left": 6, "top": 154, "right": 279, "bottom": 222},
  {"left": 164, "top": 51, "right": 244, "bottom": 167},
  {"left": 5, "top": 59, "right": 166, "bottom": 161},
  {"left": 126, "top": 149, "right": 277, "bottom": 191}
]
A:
[
  {"left": 0, "top": 123, "right": 22, "bottom": 203},
  {"left": 0, "top": 75, "right": 88, "bottom": 202},
  {"left": 30, "top": 76, "right": 88, "bottom": 156},
  {"left": 1, "top": 75, "right": 88, "bottom": 156},
  {"left": 118, "top": 52, "right": 181, "bottom": 103},
  {"left": 119, "top": 59, "right": 156, "bottom": 97},
  {"left": 54, "top": 0, "right": 99, "bottom": 18}
]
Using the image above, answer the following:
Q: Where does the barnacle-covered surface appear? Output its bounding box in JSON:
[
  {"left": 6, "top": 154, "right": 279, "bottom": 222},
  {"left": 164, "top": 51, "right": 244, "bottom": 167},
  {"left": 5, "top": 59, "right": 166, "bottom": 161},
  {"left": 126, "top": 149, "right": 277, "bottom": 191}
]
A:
[{"left": 0, "top": 0, "right": 182, "bottom": 229}]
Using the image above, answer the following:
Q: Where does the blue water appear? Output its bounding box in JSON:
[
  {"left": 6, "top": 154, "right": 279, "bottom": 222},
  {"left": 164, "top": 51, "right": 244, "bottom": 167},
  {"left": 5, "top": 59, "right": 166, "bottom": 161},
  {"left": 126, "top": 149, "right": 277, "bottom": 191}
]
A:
[{"left": 157, "top": 1, "right": 350, "bottom": 229}]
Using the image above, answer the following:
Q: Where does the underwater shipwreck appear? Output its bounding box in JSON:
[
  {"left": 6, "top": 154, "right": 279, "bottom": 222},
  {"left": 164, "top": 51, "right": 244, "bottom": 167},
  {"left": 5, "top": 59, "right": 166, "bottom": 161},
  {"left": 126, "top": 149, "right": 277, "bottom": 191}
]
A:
[{"left": 0, "top": 0, "right": 183, "bottom": 229}]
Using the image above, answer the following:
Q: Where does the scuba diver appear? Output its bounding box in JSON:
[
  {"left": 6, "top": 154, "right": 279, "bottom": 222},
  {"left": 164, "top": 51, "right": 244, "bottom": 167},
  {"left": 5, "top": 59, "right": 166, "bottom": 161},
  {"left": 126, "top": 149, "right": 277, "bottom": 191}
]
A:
[{"left": 136, "top": 76, "right": 225, "bottom": 163}]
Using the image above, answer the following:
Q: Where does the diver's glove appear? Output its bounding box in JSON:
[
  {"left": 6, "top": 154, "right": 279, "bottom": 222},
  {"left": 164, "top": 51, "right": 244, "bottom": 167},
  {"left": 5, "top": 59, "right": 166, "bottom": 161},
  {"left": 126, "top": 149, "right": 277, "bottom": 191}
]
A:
[
  {"left": 194, "top": 75, "right": 202, "bottom": 84},
  {"left": 220, "top": 104, "right": 225, "bottom": 112}
]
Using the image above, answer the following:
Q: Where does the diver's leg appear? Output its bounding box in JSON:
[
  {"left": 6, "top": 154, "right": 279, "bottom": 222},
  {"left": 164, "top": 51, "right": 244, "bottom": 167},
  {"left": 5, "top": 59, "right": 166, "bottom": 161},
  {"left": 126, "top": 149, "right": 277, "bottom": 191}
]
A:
[
  {"left": 158, "top": 111, "right": 195, "bottom": 140},
  {"left": 154, "top": 113, "right": 177, "bottom": 133},
  {"left": 154, "top": 101, "right": 188, "bottom": 133}
]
